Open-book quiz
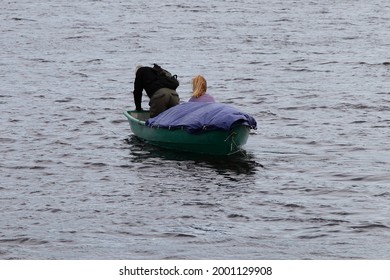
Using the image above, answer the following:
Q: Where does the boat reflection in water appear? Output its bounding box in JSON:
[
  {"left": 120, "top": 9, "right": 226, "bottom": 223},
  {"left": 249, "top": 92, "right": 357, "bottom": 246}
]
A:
[{"left": 124, "top": 135, "right": 263, "bottom": 176}]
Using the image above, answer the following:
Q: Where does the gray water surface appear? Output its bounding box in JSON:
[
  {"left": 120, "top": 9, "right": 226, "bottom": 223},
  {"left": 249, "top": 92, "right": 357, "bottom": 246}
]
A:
[{"left": 1, "top": 0, "right": 390, "bottom": 259}]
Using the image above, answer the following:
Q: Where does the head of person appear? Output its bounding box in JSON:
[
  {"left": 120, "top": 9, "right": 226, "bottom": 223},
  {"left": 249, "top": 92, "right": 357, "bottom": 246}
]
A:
[
  {"left": 135, "top": 64, "right": 143, "bottom": 75},
  {"left": 192, "top": 75, "right": 207, "bottom": 98}
]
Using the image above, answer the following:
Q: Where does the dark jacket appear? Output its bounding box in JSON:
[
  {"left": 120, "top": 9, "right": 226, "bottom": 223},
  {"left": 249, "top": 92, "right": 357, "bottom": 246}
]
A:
[{"left": 133, "top": 67, "right": 167, "bottom": 110}]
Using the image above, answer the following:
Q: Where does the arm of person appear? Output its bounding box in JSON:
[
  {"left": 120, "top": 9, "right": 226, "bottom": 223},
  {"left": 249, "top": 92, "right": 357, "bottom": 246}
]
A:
[{"left": 133, "top": 73, "right": 143, "bottom": 111}]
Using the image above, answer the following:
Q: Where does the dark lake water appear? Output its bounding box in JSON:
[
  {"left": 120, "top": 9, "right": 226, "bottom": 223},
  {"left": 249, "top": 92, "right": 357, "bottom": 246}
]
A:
[{"left": 1, "top": 0, "right": 389, "bottom": 259}]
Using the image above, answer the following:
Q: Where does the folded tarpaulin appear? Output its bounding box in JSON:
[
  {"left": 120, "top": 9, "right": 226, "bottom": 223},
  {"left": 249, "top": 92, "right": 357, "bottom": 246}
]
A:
[{"left": 145, "top": 102, "right": 257, "bottom": 133}]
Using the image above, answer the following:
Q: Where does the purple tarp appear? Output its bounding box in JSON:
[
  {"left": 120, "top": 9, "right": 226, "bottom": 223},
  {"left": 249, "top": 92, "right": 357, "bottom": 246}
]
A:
[{"left": 145, "top": 102, "right": 257, "bottom": 133}]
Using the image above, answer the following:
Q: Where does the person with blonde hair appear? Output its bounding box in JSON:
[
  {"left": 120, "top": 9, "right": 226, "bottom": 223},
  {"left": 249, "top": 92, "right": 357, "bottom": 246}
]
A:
[{"left": 188, "top": 75, "right": 215, "bottom": 103}]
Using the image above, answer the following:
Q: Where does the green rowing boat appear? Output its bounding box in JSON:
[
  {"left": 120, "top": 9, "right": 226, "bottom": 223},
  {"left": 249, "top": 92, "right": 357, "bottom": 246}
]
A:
[{"left": 123, "top": 110, "right": 251, "bottom": 155}]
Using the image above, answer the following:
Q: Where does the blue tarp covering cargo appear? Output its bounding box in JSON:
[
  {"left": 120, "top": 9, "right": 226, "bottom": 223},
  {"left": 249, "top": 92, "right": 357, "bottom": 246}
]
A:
[{"left": 145, "top": 102, "right": 257, "bottom": 133}]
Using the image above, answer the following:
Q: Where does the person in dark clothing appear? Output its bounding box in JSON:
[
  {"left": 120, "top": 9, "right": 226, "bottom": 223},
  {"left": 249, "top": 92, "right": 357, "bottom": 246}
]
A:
[{"left": 133, "top": 66, "right": 180, "bottom": 118}]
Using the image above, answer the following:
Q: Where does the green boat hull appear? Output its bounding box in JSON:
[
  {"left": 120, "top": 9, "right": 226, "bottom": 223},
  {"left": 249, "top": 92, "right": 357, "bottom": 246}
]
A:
[{"left": 124, "top": 110, "right": 250, "bottom": 156}]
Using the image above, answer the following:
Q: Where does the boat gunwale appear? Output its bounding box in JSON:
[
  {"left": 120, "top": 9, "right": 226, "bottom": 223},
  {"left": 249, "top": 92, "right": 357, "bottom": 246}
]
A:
[
  {"left": 123, "top": 110, "right": 147, "bottom": 125},
  {"left": 124, "top": 110, "right": 251, "bottom": 133}
]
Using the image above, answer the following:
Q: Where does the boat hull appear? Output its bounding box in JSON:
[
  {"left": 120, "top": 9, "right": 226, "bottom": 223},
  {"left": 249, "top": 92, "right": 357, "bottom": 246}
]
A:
[{"left": 124, "top": 111, "right": 250, "bottom": 155}]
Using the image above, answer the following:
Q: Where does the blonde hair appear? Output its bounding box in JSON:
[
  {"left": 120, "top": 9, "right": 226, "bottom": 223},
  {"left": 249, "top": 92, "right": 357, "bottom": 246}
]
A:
[{"left": 192, "top": 75, "right": 207, "bottom": 98}]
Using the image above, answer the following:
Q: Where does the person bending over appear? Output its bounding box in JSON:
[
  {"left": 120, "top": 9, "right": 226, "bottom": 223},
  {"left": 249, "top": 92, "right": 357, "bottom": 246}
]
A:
[{"left": 133, "top": 65, "right": 180, "bottom": 118}]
